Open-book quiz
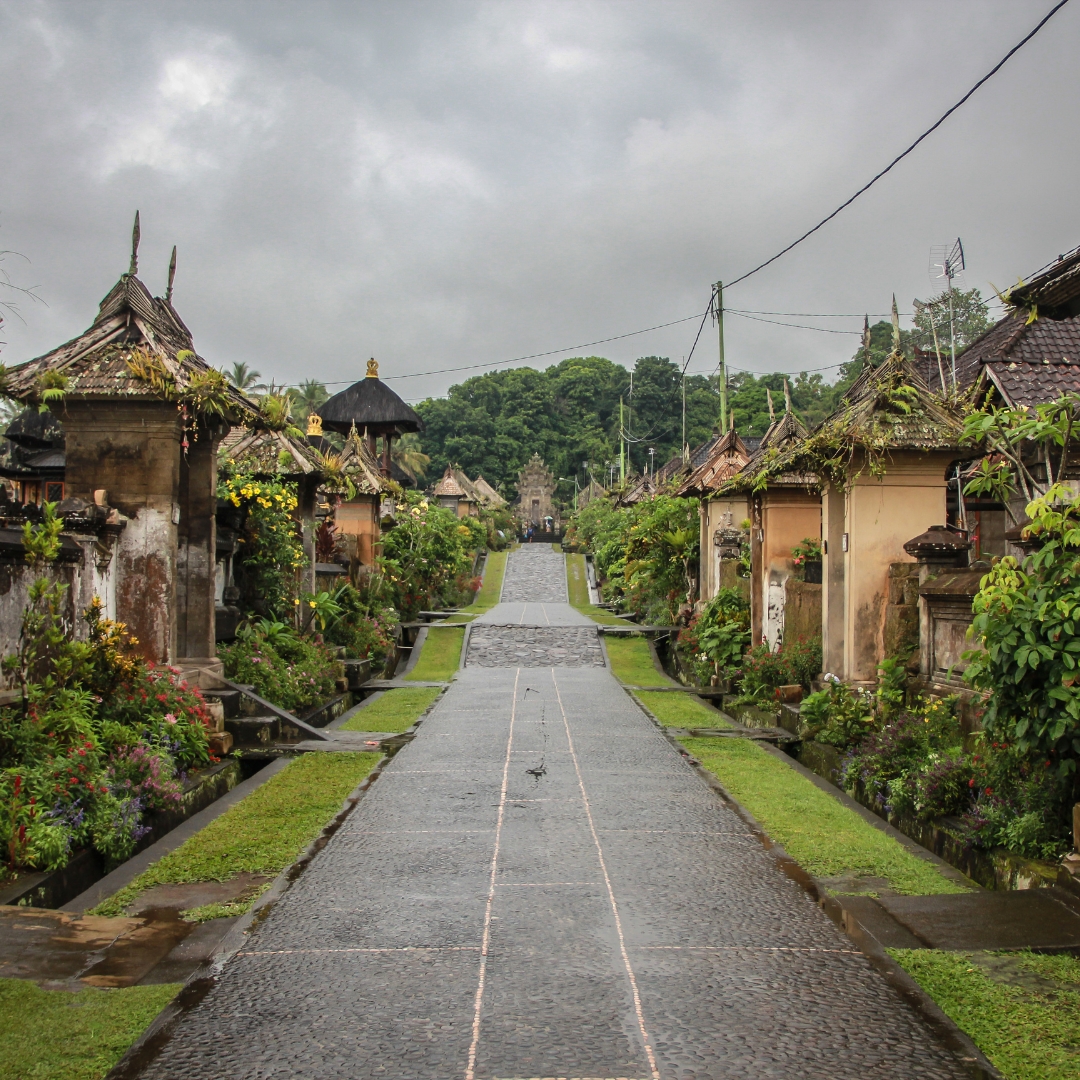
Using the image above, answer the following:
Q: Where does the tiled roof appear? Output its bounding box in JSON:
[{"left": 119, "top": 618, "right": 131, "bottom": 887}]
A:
[
  {"left": 433, "top": 465, "right": 468, "bottom": 497},
  {"left": 678, "top": 429, "right": 750, "bottom": 496},
  {"left": 335, "top": 429, "right": 388, "bottom": 496}
]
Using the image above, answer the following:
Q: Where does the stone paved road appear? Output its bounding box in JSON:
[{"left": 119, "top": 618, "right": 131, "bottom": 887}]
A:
[{"left": 137, "top": 547, "right": 970, "bottom": 1079}]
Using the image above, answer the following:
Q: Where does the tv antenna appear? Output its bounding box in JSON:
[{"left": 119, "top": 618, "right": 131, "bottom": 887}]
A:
[{"left": 929, "top": 238, "right": 965, "bottom": 389}]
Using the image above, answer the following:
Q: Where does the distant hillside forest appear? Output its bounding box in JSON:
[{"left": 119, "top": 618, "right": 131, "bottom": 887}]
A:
[{"left": 413, "top": 294, "right": 992, "bottom": 498}]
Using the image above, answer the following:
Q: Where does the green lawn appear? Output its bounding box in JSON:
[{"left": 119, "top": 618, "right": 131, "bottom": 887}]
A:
[
  {"left": 0, "top": 978, "right": 180, "bottom": 1080},
  {"left": 636, "top": 690, "right": 730, "bottom": 729},
  {"left": 603, "top": 635, "right": 674, "bottom": 686},
  {"left": 405, "top": 625, "right": 464, "bottom": 681},
  {"left": 565, "top": 553, "right": 627, "bottom": 624},
  {"left": 682, "top": 735, "right": 965, "bottom": 895},
  {"left": 890, "top": 949, "right": 1080, "bottom": 1080},
  {"left": 340, "top": 687, "right": 442, "bottom": 733},
  {"left": 445, "top": 549, "right": 509, "bottom": 622},
  {"left": 91, "top": 751, "right": 381, "bottom": 919}
]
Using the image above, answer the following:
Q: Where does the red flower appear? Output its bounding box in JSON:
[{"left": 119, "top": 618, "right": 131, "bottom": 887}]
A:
[
  {"left": 968, "top": 778, "right": 976, "bottom": 788},
  {"left": 985, "top": 787, "right": 993, "bottom": 796}
]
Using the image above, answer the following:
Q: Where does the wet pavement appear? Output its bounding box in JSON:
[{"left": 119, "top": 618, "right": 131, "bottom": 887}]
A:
[{"left": 131, "top": 546, "right": 972, "bottom": 1079}]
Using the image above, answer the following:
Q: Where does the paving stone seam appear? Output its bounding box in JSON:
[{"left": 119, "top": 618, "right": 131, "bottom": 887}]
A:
[
  {"left": 624, "top": 685, "right": 1004, "bottom": 1080},
  {"left": 551, "top": 668, "right": 661, "bottom": 1080},
  {"left": 465, "top": 668, "right": 520, "bottom": 1080}
]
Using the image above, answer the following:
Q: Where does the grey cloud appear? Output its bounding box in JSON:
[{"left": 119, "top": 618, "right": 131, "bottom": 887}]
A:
[{"left": 0, "top": 0, "right": 1077, "bottom": 404}]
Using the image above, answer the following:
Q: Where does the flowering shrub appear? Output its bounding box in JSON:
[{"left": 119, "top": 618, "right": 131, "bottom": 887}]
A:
[
  {"left": 801, "top": 676, "right": 875, "bottom": 748},
  {"left": 380, "top": 492, "right": 483, "bottom": 618},
  {"left": 0, "top": 513, "right": 212, "bottom": 879},
  {"left": 221, "top": 471, "right": 305, "bottom": 618},
  {"left": 791, "top": 538, "right": 822, "bottom": 566},
  {"left": 219, "top": 624, "right": 340, "bottom": 712},
  {"left": 739, "top": 637, "right": 822, "bottom": 699}
]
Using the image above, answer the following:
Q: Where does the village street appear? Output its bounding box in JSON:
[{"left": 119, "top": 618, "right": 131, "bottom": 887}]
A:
[{"left": 136, "top": 546, "right": 968, "bottom": 1079}]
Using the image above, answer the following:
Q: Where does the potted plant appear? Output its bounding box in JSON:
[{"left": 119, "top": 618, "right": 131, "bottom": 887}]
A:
[{"left": 792, "top": 537, "right": 823, "bottom": 583}]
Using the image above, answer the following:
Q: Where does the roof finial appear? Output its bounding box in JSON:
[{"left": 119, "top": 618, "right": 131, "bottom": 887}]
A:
[
  {"left": 783, "top": 378, "right": 792, "bottom": 413},
  {"left": 306, "top": 413, "right": 323, "bottom": 437},
  {"left": 166, "top": 245, "right": 177, "bottom": 302},
  {"left": 766, "top": 388, "right": 775, "bottom": 422},
  {"left": 891, "top": 294, "right": 901, "bottom": 353},
  {"left": 129, "top": 210, "right": 141, "bottom": 275},
  {"left": 862, "top": 314, "right": 871, "bottom": 366},
  {"left": 366, "top": 357, "right": 379, "bottom": 378}
]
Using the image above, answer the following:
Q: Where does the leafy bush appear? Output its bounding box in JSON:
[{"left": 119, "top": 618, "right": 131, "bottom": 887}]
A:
[
  {"left": 219, "top": 623, "right": 340, "bottom": 712},
  {"left": 964, "top": 483, "right": 1080, "bottom": 781},
  {"left": 380, "top": 493, "right": 483, "bottom": 618},
  {"left": 565, "top": 494, "right": 700, "bottom": 624},
  {"left": 319, "top": 584, "right": 397, "bottom": 663},
  {"left": 677, "top": 588, "right": 750, "bottom": 684},
  {"left": 739, "top": 637, "right": 822, "bottom": 699},
  {"left": 801, "top": 678, "right": 875, "bottom": 748}
]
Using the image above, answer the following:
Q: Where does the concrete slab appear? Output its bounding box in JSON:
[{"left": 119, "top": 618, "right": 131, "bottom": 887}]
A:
[{"left": 878, "top": 888, "right": 1080, "bottom": 950}]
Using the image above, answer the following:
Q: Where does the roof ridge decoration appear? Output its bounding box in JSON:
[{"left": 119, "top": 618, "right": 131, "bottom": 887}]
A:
[
  {"left": 727, "top": 351, "right": 964, "bottom": 494},
  {"left": 329, "top": 425, "right": 387, "bottom": 496},
  {"left": 678, "top": 426, "right": 751, "bottom": 496},
  {"left": 4, "top": 214, "right": 255, "bottom": 425}
]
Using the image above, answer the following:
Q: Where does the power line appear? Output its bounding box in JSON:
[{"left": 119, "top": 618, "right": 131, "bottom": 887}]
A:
[
  {"left": 724, "top": 0, "right": 1071, "bottom": 289},
  {"left": 726, "top": 311, "right": 862, "bottom": 335}
]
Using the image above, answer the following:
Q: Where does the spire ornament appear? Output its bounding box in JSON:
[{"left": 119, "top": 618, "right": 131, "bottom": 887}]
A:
[
  {"left": 129, "top": 210, "right": 141, "bottom": 275},
  {"left": 166, "top": 245, "right": 177, "bottom": 302},
  {"left": 366, "top": 357, "right": 379, "bottom": 378},
  {"left": 891, "top": 294, "right": 901, "bottom": 353}
]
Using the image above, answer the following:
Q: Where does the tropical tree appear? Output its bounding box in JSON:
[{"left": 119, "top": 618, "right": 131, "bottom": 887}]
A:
[
  {"left": 293, "top": 379, "right": 329, "bottom": 422},
  {"left": 391, "top": 432, "right": 430, "bottom": 483},
  {"left": 226, "top": 362, "right": 264, "bottom": 393}
]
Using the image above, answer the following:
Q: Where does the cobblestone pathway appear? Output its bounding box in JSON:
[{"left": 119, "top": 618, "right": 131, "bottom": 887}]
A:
[{"left": 137, "top": 547, "right": 969, "bottom": 1079}]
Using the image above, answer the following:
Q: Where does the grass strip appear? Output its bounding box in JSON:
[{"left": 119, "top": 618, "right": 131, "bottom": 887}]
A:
[
  {"left": 404, "top": 625, "right": 464, "bottom": 681},
  {"left": 565, "top": 553, "right": 628, "bottom": 625},
  {"left": 340, "top": 686, "right": 442, "bottom": 733},
  {"left": 682, "top": 735, "right": 965, "bottom": 895},
  {"left": 0, "top": 978, "right": 180, "bottom": 1080},
  {"left": 449, "top": 549, "right": 508, "bottom": 620},
  {"left": 889, "top": 949, "right": 1080, "bottom": 1080},
  {"left": 91, "top": 752, "right": 381, "bottom": 918},
  {"left": 604, "top": 635, "right": 675, "bottom": 686},
  {"left": 636, "top": 690, "right": 730, "bottom": 728}
]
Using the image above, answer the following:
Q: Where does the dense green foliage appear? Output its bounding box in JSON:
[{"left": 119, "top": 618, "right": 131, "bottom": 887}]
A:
[
  {"left": 965, "top": 486, "right": 1080, "bottom": 779},
  {"left": 564, "top": 494, "right": 699, "bottom": 623},
  {"left": 891, "top": 949, "right": 1080, "bottom": 1080},
  {"left": 381, "top": 492, "right": 484, "bottom": 618},
  {"left": 219, "top": 620, "right": 342, "bottom": 712},
  {"left": 676, "top": 588, "right": 751, "bottom": 685},
  {"left": 220, "top": 472, "right": 305, "bottom": 619},
  {"left": 0, "top": 978, "right": 180, "bottom": 1080},
  {"left": 92, "top": 751, "right": 380, "bottom": 917}
]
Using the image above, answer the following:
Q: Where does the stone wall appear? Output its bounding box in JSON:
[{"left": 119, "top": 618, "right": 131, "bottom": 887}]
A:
[
  {"left": 783, "top": 579, "right": 821, "bottom": 645},
  {"left": 883, "top": 561, "right": 920, "bottom": 662}
]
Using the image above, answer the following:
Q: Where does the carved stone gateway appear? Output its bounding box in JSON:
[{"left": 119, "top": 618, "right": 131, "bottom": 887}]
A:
[{"left": 516, "top": 454, "right": 557, "bottom": 529}]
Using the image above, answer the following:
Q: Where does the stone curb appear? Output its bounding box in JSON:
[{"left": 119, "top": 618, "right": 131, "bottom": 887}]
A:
[
  {"left": 103, "top": 752, "right": 393, "bottom": 1080},
  {"left": 624, "top": 688, "right": 1004, "bottom": 1080}
]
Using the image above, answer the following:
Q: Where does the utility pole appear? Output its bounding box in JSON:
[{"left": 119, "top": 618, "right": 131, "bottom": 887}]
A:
[
  {"left": 714, "top": 282, "right": 728, "bottom": 434},
  {"left": 619, "top": 396, "right": 626, "bottom": 486},
  {"left": 681, "top": 362, "right": 686, "bottom": 456}
]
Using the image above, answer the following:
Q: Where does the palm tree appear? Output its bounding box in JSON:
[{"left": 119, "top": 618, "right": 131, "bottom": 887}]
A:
[
  {"left": 294, "top": 379, "right": 329, "bottom": 422},
  {"left": 392, "top": 432, "right": 430, "bottom": 484},
  {"left": 226, "top": 361, "right": 264, "bottom": 393}
]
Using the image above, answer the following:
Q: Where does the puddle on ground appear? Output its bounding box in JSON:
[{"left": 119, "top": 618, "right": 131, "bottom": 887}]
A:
[
  {"left": 0, "top": 874, "right": 267, "bottom": 990},
  {"left": 128, "top": 873, "right": 270, "bottom": 916}
]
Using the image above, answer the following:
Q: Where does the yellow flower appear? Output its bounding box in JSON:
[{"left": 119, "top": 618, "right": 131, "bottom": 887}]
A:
[
  {"left": 293, "top": 598, "right": 301, "bottom": 605},
  {"left": 309, "top": 600, "right": 317, "bottom": 608}
]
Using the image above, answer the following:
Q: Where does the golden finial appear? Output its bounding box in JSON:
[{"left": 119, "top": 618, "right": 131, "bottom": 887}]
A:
[
  {"left": 366, "top": 357, "right": 379, "bottom": 378},
  {"left": 307, "top": 413, "right": 323, "bottom": 437}
]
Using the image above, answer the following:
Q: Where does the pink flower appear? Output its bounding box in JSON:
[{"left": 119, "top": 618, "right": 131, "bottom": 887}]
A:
[{"left": 165, "top": 713, "right": 178, "bottom": 725}]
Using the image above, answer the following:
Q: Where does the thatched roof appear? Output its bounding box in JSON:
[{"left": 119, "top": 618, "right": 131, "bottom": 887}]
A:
[
  {"left": 317, "top": 359, "right": 423, "bottom": 436},
  {"left": 219, "top": 426, "right": 325, "bottom": 478},
  {"left": 433, "top": 464, "right": 479, "bottom": 500},
  {"left": 472, "top": 475, "right": 506, "bottom": 507},
  {"left": 730, "top": 353, "right": 963, "bottom": 492},
  {"left": 335, "top": 428, "right": 387, "bottom": 496},
  {"left": 5, "top": 226, "right": 252, "bottom": 421}
]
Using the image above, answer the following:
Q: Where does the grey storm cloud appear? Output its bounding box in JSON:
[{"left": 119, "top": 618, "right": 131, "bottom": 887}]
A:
[{"left": 0, "top": 0, "right": 1077, "bottom": 403}]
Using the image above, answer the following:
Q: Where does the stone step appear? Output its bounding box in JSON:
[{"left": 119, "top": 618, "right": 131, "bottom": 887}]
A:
[{"left": 224, "top": 714, "right": 281, "bottom": 746}]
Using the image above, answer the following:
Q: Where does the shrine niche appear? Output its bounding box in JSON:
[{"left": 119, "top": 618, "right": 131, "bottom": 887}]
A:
[{"left": 515, "top": 454, "right": 557, "bottom": 530}]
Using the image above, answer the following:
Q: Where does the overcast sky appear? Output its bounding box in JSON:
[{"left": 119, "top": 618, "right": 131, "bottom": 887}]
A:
[{"left": 0, "top": 0, "right": 1077, "bottom": 403}]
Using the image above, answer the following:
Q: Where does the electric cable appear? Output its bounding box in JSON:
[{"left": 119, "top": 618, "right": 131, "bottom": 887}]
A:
[{"left": 724, "top": 0, "right": 1071, "bottom": 289}]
